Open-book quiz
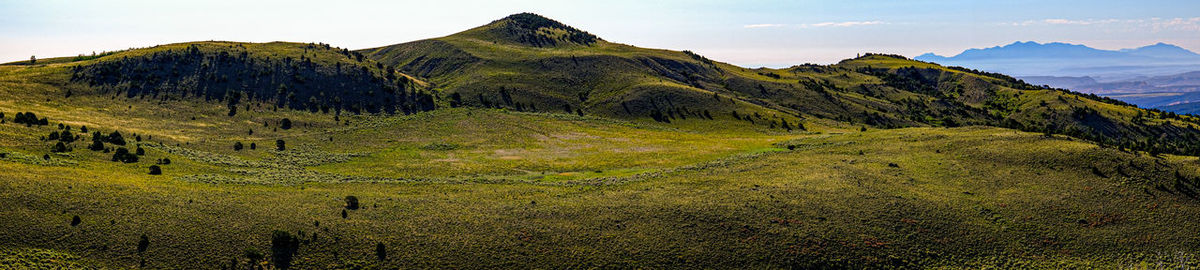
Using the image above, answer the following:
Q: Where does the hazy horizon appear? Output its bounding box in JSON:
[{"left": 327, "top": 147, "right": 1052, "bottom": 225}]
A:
[{"left": 3, "top": 0, "right": 1199, "bottom": 67}]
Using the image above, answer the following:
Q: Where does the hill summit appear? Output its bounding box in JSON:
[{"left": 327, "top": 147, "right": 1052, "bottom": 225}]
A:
[{"left": 453, "top": 12, "right": 601, "bottom": 47}]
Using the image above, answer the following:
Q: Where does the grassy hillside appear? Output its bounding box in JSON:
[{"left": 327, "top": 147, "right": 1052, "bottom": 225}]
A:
[
  {"left": 838, "top": 54, "right": 1200, "bottom": 155},
  {"left": 4, "top": 12, "right": 1200, "bottom": 269},
  {"left": 359, "top": 13, "right": 812, "bottom": 131},
  {"left": 361, "top": 14, "right": 1200, "bottom": 156},
  {"left": 21, "top": 41, "right": 437, "bottom": 116}
]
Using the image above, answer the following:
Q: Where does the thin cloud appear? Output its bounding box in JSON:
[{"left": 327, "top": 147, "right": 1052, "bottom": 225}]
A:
[
  {"left": 1153, "top": 17, "right": 1200, "bottom": 31},
  {"left": 743, "top": 21, "right": 885, "bottom": 29},
  {"left": 801, "top": 21, "right": 885, "bottom": 28},
  {"left": 1007, "top": 17, "right": 1200, "bottom": 32},
  {"left": 743, "top": 24, "right": 786, "bottom": 28}
]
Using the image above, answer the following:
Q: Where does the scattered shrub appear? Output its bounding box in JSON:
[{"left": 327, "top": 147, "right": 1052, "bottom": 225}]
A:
[
  {"left": 137, "top": 234, "right": 149, "bottom": 253},
  {"left": 276, "top": 140, "right": 286, "bottom": 151},
  {"left": 13, "top": 112, "right": 48, "bottom": 127},
  {"left": 107, "top": 131, "right": 126, "bottom": 145},
  {"left": 376, "top": 242, "right": 387, "bottom": 261},
  {"left": 344, "top": 196, "right": 360, "bottom": 210},
  {"left": 420, "top": 143, "right": 460, "bottom": 151},
  {"left": 52, "top": 142, "right": 68, "bottom": 153},
  {"left": 244, "top": 248, "right": 264, "bottom": 265},
  {"left": 111, "top": 148, "right": 138, "bottom": 163},
  {"left": 233, "top": 142, "right": 244, "bottom": 151},
  {"left": 71, "top": 215, "right": 81, "bottom": 226},
  {"left": 271, "top": 230, "right": 300, "bottom": 269},
  {"left": 58, "top": 130, "right": 75, "bottom": 143},
  {"left": 89, "top": 132, "right": 105, "bottom": 151},
  {"left": 148, "top": 165, "right": 162, "bottom": 175}
]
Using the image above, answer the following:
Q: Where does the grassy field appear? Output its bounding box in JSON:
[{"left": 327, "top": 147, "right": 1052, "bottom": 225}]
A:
[{"left": 1, "top": 108, "right": 1199, "bottom": 268}]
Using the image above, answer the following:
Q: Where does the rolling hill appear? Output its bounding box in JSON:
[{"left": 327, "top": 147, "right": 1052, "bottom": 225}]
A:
[
  {"left": 1, "top": 12, "right": 1200, "bottom": 269},
  {"left": 360, "top": 13, "right": 1200, "bottom": 156},
  {"left": 6, "top": 41, "right": 438, "bottom": 115}
]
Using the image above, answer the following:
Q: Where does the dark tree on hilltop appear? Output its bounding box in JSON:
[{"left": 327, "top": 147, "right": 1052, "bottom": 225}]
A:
[
  {"left": 69, "top": 43, "right": 438, "bottom": 115},
  {"left": 496, "top": 13, "right": 601, "bottom": 47},
  {"left": 148, "top": 165, "right": 162, "bottom": 175},
  {"left": 275, "top": 140, "right": 285, "bottom": 151},
  {"left": 233, "top": 141, "right": 244, "bottom": 151},
  {"left": 280, "top": 118, "right": 292, "bottom": 130}
]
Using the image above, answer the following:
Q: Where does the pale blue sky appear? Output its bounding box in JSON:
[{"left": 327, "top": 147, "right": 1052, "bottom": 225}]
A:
[{"left": 2, "top": 0, "right": 1199, "bottom": 66}]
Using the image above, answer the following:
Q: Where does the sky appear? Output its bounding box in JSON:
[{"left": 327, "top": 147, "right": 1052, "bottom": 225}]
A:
[{"left": 2, "top": 0, "right": 1200, "bottom": 67}]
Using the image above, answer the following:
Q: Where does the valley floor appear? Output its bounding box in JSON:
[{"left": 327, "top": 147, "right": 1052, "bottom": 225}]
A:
[{"left": 1, "top": 107, "right": 1199, "bottom": 269}]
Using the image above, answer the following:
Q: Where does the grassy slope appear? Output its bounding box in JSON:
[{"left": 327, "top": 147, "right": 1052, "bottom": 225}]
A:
[
  {"left": 831, "top": 55, "right": 1200, "bottom": 154},
  {"left": 1, "top": 108, "right": 1199, "bottom": 268},
  {"left": 359, "top": 14, "right": 812, "bottom": 130},
  {"left": 361, "top": 14, "right": 1200, "bottom": 156}
]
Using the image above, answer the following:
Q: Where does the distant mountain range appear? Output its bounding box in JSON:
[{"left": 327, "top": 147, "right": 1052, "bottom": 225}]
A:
[
  {"left": 918, "top": 41, "right": 1200, "bottom": 62},
  {"left": 915, "top": 41, "right": 1200, "bottom": 79},
  {"left": 916, "top": 41, "right": 1200, "bottom": 113}
]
